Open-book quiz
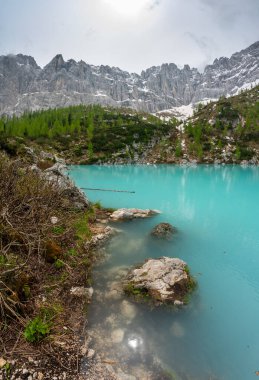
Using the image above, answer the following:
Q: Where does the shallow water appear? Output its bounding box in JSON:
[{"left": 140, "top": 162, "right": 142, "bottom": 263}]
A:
[{"left": 69, "top": 165, "right": 259, "bottom": 380}]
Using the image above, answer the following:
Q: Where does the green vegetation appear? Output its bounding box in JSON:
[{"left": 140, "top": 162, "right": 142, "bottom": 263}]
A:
[
  {"left": 186, "top": 276, "right": 197, "bottom": 292},
  {"left": 184, "top": 86, "right": 259, "bottom": 162},
  {"left": 174, "top": 139, "right": 183, "bottom": 158},
  {"left": 74, "top": 213, "right": 92, "bottom": 240},
  {"left": 0, "top": 104, "right": 173, "bottom": 163},
  {"left": 52, "top": 225, "right": 65, "bottom": 235},
  {"left": 24, "top": 315, "right": 51, "bottom": 342},
  {"left": 124, "top": 282, "right": 150, "bottom": 301},
  {"left": 0, "top": 157, "right": 97, "bottom": 351},
  {"left": 183, "top": 265, "right": 197, "bottom": 301},
  {"left": 159, "top": 368, "right": 178, "bottom": 380},
  {"left": 54, "top": 259, "right": 65, "bottom": 269},
  {"left": 0, "top": 86, "right": 257, "bottom": 165},
  {"left": 145, "top": 86, "right": 259, "bottom": 163},
  {"left": 184, "top": 265, "right": 190, "bottom": 275}
]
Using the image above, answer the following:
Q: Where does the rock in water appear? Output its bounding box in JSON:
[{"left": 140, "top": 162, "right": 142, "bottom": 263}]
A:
[
  {"left": 110, "top": 208, "right": 160, "bottom": 221},
  {"left": 124, "top": 257, "right": 196, "bottom": 304},
  {"left": 151, "top": 222, "right": 176, "bottom": 239},
  {"left": 170, "top": 321, "right": 185, "bottom": 337},
  {"left": 120, "top": 300, "right": 137, "bottom": 321},
  {"left": 111, "top": 329, "right": 125, "bottom": 343}
]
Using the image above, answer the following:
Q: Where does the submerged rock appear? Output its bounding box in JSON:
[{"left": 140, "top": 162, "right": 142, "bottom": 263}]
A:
[
  {"left": 111, "top": 328, "right": 125, "bottom": 343},
  {"left": 110, "top": 208, "right": 160, "bottom": 221},
  {"left": 120, "top": 300, "right": 137, "bottom": 321},
  {"left": 116, "top": 369, "right": 137, "bottom": 380},
  {"left": 124, "top": 257, "right": 196, "bottom": 304},
  {"left": 151, "top": 222, "right": 176, "bottom": 240},
  {"left": 170, "top": 321, "right": 185, "bottom": 338}
]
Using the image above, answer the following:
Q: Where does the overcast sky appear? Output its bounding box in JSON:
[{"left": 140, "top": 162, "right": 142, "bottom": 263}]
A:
[{"left": 0, "top": 0, "right": 258, "bottom": 73}]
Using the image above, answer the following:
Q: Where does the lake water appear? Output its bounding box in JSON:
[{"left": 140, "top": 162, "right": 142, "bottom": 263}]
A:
[{"left": 69, "top": 165, "right": 259, "bottom": 380}]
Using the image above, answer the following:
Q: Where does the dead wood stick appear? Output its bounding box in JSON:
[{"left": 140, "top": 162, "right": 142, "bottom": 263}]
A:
[{"left": 81, "top": 187, "right": 135, "bottom": 193}]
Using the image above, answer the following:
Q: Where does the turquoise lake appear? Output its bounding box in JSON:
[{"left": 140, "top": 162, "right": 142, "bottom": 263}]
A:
[{"left": 69, "top": 165, "right": 259, "bottom": 380}]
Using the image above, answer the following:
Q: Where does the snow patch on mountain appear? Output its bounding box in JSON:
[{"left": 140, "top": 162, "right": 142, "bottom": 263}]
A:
[{"left": 155, "top": 104, "right": 194, "bottom": 121}]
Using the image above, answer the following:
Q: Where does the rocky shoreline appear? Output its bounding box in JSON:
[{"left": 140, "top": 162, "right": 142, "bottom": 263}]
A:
[
  {"left": 89, "top": 156, "right": 259, "bottom": 166},
  {"left": 1, "top": 155, "right": 185, "bottom": 380},
  {"left": 0, "top": 203, "right": 124, "bottom": 380},
  {"left": 0, "top": 155, "right": 116, "bottom": 380}
]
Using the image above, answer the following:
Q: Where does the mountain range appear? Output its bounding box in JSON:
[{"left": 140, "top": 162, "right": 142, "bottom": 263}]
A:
[{"left": 0, "top": 41, "right": 258, "bottom": 116}]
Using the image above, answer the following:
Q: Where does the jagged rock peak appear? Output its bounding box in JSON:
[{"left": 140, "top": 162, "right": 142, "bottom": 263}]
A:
[
  {"left": 0, "top": 41, "right": 258, "bottom": 116},
  {"left": 44, "top": 54, "right": 65, "bottom": 71},
  {"left": 0, "top": 53, "right": 39, "bottom": 68},
  {"left": 241, "top": 40, "right": 259, "bottom": 54}
]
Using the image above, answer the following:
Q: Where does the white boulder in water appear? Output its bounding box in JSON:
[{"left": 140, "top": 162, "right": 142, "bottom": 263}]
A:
[
  {"left": 125, "top": 257, "right": 196, "bottom": 303},
  {"left": 110, "top": 208, "right": 160, "bottom": 221}
]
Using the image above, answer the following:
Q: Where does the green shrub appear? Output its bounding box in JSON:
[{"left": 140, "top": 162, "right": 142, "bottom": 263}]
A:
[{"left": 24, "top": 316, "right": 51, "bottom": 342}]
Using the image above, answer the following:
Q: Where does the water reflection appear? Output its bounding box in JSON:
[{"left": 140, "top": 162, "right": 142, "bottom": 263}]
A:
[{"left": 127, "top": 335, "right": 144, "bottom": 350}]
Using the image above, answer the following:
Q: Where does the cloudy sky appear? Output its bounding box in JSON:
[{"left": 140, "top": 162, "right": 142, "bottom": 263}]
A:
[{"left": 0, "top": 0, "right": 258, "bottom": 73}]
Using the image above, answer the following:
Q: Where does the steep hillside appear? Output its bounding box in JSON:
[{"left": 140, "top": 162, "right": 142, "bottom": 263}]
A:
[
  {"left": 147, "top": 85, "right": 259, "bottom": 164},
  {"left": 0, "top": 41, "right": 258, "bottom": 115}
]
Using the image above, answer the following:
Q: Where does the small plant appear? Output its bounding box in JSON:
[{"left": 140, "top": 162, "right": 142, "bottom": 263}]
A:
[
  {"left": 93, "top": 200, "right": 102, "bottom": 209},
  {"left": 54, "top": 259, "right": 64, "bottom": 269},
  {"left": 183, "top": 266, "right": 197, "bottom": 293},
  {"left": 4, "top": 362, "right": 11, "bottom": 380},
  {"left": 66, "top": 247, "right": 78, "bottom": 256},
  {"left": 52, "top": 225, "right": 65, "bottom": 235},
  {"left": 0, "top": 254, "right": 6, "bottom": 265},
  {"left": 24, "top": 316, "right": 51, "bottom": 343},
  {"left": 124, "top": 282, "right": 149, "bottom": 299}
]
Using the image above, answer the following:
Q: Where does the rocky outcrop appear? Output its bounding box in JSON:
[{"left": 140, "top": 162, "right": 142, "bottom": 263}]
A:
[
  {"left": 124, "top": 257, "right": 195, "bottom": 304},
  {"left": 151, "top": 223, "right": 176, "bottom": 239},
  {"left": 109, "top": 208, "right": 160, "bottom": 221},
  {"left": 0, "top": 42, "right": 258, "bottom": 115},
  {"left": 44, "top": 163, "right": 89, "bottom": 210},
  {"left": 31, "top": 161, "right": 89, "bottom": 210}
]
